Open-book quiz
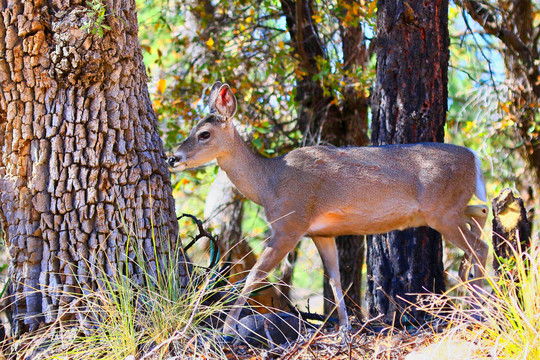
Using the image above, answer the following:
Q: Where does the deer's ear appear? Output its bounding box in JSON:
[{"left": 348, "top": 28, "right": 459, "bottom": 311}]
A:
[
  {"left": 215, "top": 84, "right": 237, "bottom": 118},
  {"left": 207, "top": 81, "right": 223, "bottom": 112}
]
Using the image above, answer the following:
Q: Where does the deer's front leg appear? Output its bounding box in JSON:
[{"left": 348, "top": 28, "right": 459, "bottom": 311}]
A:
[
  {"left": 222, "top": 230, "right": 302, "bottom": 336},
  {"left": 312, "top": 236, "right": 350, "bottom": 333}
]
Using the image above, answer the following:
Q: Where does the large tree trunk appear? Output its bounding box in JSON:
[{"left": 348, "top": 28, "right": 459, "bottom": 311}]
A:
[
  {"left": 366, "top": 0, "right": 448, "bottom": 324},
  {"left": 280, "top": 0, "right": 368, "bottom": 317},
  {"left": 0, "top": 0, "right": 186, "bottom": 335}
]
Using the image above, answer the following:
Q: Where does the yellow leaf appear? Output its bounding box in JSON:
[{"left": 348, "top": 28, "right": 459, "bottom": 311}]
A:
[
  {"left": 367, "top": 0, "right": 377, "bottom": 17},
  {"left": 278, "top": 41, "right": 285, "bottom": 49},
  {"left": 312, "top": 14, "right": 322, "bottom": 23},
  {"left": 352, "top": 3, "right": 360, "bottom": 16},
  {"left": 191, "top": 97, "right": 201, "bottom": 109},
  {"left": 240, "top": 24, "right": 246, "bottom": 31},
  {"left": 141, "top": 44, "right": 152, "bottom": 54},
  {"left": 206, "top": 38, "right": 214, "bottom": 48},
  {"left": 246, "top": 16, "right": 252, "bottom": 23},
  {"left": 157, "top": 79, "right": 166, "bottom": 94}
]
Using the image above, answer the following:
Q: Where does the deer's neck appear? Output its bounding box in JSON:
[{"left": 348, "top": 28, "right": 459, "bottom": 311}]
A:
[{"left": 217, "top": 129, "right": 272, "bottom": 205}]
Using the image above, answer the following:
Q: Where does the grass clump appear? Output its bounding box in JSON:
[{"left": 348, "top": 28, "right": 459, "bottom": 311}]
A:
[
  {"left": 5, "top": 240, "right": 233, "bottom": 360},
  {"left": 473, "top": 241, "right": 540, "bottom": 359},
  {"left": 415, "top": 235, "right": 540, "bottom": 360}
]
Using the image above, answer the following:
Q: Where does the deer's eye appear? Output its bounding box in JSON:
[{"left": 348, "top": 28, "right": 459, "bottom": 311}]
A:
[{"left": 198, "top": 131, "right": 211, "bottom": 141}]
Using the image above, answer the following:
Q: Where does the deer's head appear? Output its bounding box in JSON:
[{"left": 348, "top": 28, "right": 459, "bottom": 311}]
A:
[{"left": 168, "top": 82, "right": 237, "bottom": 170}]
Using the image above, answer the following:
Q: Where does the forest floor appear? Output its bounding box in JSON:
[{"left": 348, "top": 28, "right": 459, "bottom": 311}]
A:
[
  {"left": 211, "top": 321, "right": 478, "bottom": 360},
  {"left": 0, "top": 240, "right": 537, "bottom": 359},
  {"left": 164, "top": 312, "right": 486, "bottom": 360}
]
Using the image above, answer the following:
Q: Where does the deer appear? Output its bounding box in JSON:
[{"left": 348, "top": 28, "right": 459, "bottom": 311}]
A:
[{"left": 168, "top": 81, "right": 489, "bottom": 336}]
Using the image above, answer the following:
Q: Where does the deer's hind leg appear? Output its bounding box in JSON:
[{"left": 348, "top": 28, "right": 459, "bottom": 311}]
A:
[
  {"left": 460, "top": 205, "right": 489, "bottom": 290},
  {"left": 427, "top": 209, "right": 488, "bottom": 292}
]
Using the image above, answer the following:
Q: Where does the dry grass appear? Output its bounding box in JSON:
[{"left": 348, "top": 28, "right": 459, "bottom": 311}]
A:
[{"left": 1, "top": 223, "right": 538, "bottom": 359}]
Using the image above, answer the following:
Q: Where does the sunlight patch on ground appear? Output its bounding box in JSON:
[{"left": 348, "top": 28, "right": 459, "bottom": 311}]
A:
[{"left": 405, "top": 339, "right": 480, "bottom": 360}]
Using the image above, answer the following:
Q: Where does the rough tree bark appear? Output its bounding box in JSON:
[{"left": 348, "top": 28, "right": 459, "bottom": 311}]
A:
[
  {"left": 280, "top": 0, "right": 368, "bottom": 317},
  {"left": 367, "top": 0, "right": 448, "bottom": 324},
  {"left": 492, "top": 189, "right": 532, "bottom": 306},
  {"left": 0, "top": 0, "right": 185, "bottom": 335}
]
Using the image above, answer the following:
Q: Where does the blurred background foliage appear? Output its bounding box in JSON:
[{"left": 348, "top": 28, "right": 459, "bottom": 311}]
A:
[{"left": 131, "top": 0, "right": 538, "bottom": 310}]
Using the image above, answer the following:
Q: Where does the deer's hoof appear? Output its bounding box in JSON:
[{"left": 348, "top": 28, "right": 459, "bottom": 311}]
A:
[
  {"left": 339, "top": 324, "right": 352, "bottom": 344},
  {"left": 222, "top": 334, "right": 235, "bottom": 344}
]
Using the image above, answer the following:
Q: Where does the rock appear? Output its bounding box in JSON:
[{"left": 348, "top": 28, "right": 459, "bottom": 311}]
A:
[{"left": 229, "top": 312, "right": 315, "bottom": 348}]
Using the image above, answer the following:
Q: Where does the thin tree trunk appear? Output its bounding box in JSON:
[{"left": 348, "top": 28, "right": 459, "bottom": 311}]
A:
[
  {"left": 367, "top": 0, "right": 448, "bottom": 325},
  {"left": 499, "top": 0, "right": 540, "bottom": 220},
  {"left": 323, "top": 235, "right": 364, "bottom": 318},
  {"left": 0, "top": 0, "right": 186, "bottom": 335},
  {"left": 205, "top": 170, "right": 250, "bottom": 283},
  {"left": 205, "top": 170, "right": 286, "bottom": 310},
  {"left": 492, "top": 189, "right": 531, "bottom": 275},
  {"left": 491, "top": 189, "right": 532, "bottom": 307}
]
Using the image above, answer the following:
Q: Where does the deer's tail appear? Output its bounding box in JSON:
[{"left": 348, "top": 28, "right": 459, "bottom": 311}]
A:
[{"left": 474, "top": 152, "right": 487, "bottom": 203}]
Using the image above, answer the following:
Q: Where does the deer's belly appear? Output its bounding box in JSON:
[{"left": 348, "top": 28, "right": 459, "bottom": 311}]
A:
[{"left": 306, "top": 209, "right": 426, "bottom": 237}]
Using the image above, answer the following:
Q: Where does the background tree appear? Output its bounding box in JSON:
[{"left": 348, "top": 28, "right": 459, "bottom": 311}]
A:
[
  {"left": 280, "top": 0, "right": 370, "bottom": 317},
  {"left": 0, "top": 0, "right": 185, "bottom": 335},
  {"left": 366, "top": 0, "right": 449, "bottom": 323},
  {"left": 457, "top": 0, "right": 539, "bottom": 220}
]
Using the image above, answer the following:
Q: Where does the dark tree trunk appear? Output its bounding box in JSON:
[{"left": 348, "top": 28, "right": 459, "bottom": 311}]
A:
[
  {"left": 367, "top": 0, "right": 449, "bottom": 324},
  {"left": 0, "top": 0, "right": 186, "bottom": 335},
  {"left": 280, "top": 0, "right": 368, "bottom": 317},
  {"left": 280, "top": 0, "right": 327, "bottom": 143},
  {"left": 492, "top": 189, "right": 531, "bottom": 275}
]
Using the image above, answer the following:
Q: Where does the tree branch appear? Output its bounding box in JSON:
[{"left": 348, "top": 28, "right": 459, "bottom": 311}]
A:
[{"left": 456, "top": 0, "right": 533, "bottom": 67}]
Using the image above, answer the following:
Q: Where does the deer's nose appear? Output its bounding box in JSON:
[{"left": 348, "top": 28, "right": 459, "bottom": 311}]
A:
[{"left": 167, "top": 156, "right": 177, "bottom": 167}]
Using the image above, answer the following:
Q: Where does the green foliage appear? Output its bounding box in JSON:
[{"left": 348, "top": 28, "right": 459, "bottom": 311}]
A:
[
  {"left": 81, "top": 0, "right": 111, "bottom": 38},
  {"left": 446, "top": 6, "right": 535, "bottom": 212}
]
